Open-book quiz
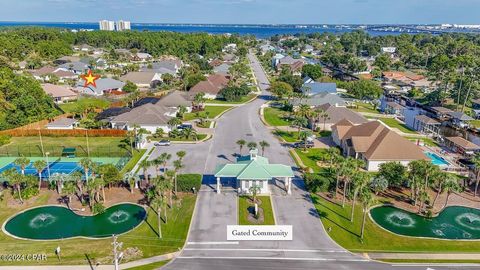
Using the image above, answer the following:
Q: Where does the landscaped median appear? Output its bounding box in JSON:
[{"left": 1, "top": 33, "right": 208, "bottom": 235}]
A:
[{"left": 238, "top": 195, "right": 275, "bottom": 225}]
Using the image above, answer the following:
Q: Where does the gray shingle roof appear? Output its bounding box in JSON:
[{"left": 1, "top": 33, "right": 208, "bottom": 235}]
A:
[
  {"left": 301, "top": 82, "right": 337, "bottom": 95},
  {"left": 111, "top": 103, "right": 172, "bottom": 126},
  {"left": 76, "top": 78, "right": 125, "bottom": 95},
  {"left": 291, "top": 92, "right": 346, "bottom": 107},
  {"left": 46, "top": 117, "right": 78, "bottom": 128}
]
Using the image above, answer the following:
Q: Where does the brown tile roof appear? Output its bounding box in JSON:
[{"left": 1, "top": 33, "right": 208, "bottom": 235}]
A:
[
  {"left": 120, "top": 72, "right": 159, "bottom": 85},
  {"left": 41, "top": 83, "right": 77, "bottom": 98},
  {"left": 415, "top": 115, "right": 440, "bottom": 125},
  {"left": 382, "top": 71, "right": 405, "bottom": 80},
  {"left": 316, "top": 104, "right": 368, "bottom": 125},
  {"left": 446, "top": 137, "right": 480, "bottom": 151},
  {"left": 189, "top": 74, "right": 230, "bottom": 95},
  {"left": 337, "top": 121, "right": 427, "bottom": 161}
]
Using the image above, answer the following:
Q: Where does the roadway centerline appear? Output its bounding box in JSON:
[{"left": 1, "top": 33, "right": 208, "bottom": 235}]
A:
[{"left": 183, "top": 248, "right": 348, "bottom": 253}]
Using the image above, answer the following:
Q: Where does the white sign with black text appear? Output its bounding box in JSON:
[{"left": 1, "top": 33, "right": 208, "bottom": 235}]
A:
[{"left": 227, "top": 225, "right": 293, "bottom": 241}]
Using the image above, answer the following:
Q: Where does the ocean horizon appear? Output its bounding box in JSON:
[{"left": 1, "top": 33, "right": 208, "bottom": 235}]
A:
[{"left": 0, "top": 21, "right": 477, "bottom": 38}]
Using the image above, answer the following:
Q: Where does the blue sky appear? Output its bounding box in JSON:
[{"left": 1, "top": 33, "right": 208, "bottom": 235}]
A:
[{"left": 0, "top": 0, "right": 479, "bottom": 24}]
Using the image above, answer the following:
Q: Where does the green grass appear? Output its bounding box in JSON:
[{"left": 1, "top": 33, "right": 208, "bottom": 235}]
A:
[
  {"left": 59, "top": 97, "right": 111, "bottom": 114},
  {"left": 239, "top": 196, "right": 275, "bottom": 225},
  {"left": 183, "top": 106, "right": 233, "bottom": 121},
  {"left": 351, "top": 103, "right": 379, "bottom": 114},
  {"left": 311, "top": 194, "right": 480, "bottom": 253},
  {"left": 273, "top": 130, "right": 300, "bottom": 142},
  {"left": 124, "top": 260, "right": 170, "bottom": 270},
  {"left": 121, "top": 149, "right": 147, "bottom": 174},
  {"left": 376, "top": 118, "right": 417, "bottom": 134},
  {"left": 405, "top": 136, "right": 440, "bottom": 147},
  {"left": 470, "top": 120, "right": 480, "bottom": 128},
  {"left": 263, "top": 107, "right": 291, "bottom": 126},
  {"left": 294, "top": 148, "right": 328, "bottom": 173},
  {"left": 0, "top": 193, "right": 196, "bottom": 266},
  {"left": 166, "top": 134, "right": 208, "bottom": 142},
  {"left": 197, "top": 120, "right": 212, "bottom": 128},
  {"left": 0, "top": 136, "right": 129, "bottom": 157},
  {"left": 206, "top": 94, "right": 257, "bottom": 104}
]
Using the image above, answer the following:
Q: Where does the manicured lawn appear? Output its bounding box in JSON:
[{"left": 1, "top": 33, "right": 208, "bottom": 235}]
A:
[
  {"left": 263, "top": 107, "right": 291, "bottom": 126},
  {"left": 294, "top": 148, "right": 328, "bottom": 173},
  {"left": 0, "top": 136, "right": 129, "bottom": 157},
  {"left": 470, "top": 120, "right": 480, "bottom": 128},
  {"left": 351, "top": 103, "right": 379, "bottom": 114},
  {"left": 197, "top": 120, "right": 212, "bottom": 128},
  {"left": 405, "top": 136, "right": 440, "bottom": 147},
  {"left": 59, "top": 97, "right": 111, "bottom": 114},
  {"left": 121, "top": 149, "right": 146, "bottom": 174},
  {"left": 239, "top": 196, "right": 275, "bottom": 225},
  {"left": 183, "top": 106, "right": 233, "bottom": 121},
  {"left": 377, "top": 118, "right": 417, "bottom": 134},
  {"left": 167, "top": 134, "right": 208, "bottom": 142},
  {"left": 206, "top": 94, "right": 256, "bottom": 104},
  {"left": 124, "top": 260, "right": 170, "bottom": 270},
  {"left": 273, "top": 130, "right": 300, "bottom": 142},
  {"left": 0, "top": 192, "right": 196, "bottom": 266},
  {"left": 311, "top": 194, "right": 480, "bottom": 253}
]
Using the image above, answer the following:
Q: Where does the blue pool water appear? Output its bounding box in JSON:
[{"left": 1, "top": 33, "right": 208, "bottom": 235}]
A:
[
  {"left": 0, "top": 161, "right": 94, "bottom": 178},
  {"left": 425, "top": 152, "right": 449, "bottom": 166}
]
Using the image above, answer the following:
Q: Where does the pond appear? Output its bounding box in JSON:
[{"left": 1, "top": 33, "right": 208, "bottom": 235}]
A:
[
  {"left": 2, "top": 203, "right": 147, "bottom": 240},
  {"left": 370, "top": 206, "right": 480, "bottom": 240}
]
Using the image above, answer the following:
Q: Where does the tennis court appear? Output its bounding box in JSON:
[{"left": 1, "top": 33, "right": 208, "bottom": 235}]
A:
[{"left": 0, "top": 156, "right": 126, "bottom": 179}]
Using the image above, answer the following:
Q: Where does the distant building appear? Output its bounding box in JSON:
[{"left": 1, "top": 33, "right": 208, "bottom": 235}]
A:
[
  {"left": 189, "top": 74, "right": 230, "bottom": 99},
  {"left": 99, "top": 20, "right": 115, "bottom": 31},
  {"left": 381, "top": 47, "right": 397, "bottom": 54},
  {"left": 116, "top": 20, "right": 131, "bottom": 31},
  {"left": 41, "top": 84, "right": 78, "bottom": 104},
  {"left": 46, "top": 117, "right": 79, "bottom": 130}
]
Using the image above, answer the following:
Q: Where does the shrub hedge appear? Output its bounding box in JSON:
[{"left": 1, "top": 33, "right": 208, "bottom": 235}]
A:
[{"left": 177, "top": 174, "right": 202, "bottom": 192}]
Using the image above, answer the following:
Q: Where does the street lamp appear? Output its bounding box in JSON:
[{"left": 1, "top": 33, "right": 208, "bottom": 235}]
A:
[{"left": 45, "top": 152, "right": 51, "bottom": 180}]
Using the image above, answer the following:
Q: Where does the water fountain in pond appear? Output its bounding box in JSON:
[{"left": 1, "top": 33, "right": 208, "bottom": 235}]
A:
[
  {"left": 108, "top": 210, "right": 130, "bottom": 224},
  {"left": 455, "top": 213, "right": 480, "bottom": 231},
  {"left": 29, "top": 213, "right": 56, "bottom": 229},
  {"left": 385, "top": 211, "right": 415, "bottom": 227}
]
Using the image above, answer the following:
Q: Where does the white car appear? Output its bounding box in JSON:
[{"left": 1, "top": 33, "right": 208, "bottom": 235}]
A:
[{"left": 154, "top": 140, "right": 171, "bottom": 146}]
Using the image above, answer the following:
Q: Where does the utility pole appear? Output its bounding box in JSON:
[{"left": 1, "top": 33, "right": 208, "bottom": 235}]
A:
[{"left": 112, "top": 234, "right": 123, "bottom": 270}]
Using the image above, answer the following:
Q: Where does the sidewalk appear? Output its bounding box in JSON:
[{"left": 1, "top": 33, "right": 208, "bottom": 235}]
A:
[
  {"left": 365, "top": 252, "right": 480, "bottom": 261},
  {"left": 0, "top": 252, "right": 179, "bottom": 270}
]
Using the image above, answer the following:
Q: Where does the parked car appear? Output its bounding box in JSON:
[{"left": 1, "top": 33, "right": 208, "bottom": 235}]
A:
[
  {"left": 154, "top": 140, "right": 171, "bottom": 146},
  {"left": 178, "top": 123, "right": 193, "bottom": 130},
  {"left": 295, "top": 141, "right": 314, "bottom": 148}
]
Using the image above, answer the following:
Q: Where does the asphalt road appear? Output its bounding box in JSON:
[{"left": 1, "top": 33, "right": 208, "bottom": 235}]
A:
[{"left": 160, "top": 53, "right": 480, "bottom": 270}]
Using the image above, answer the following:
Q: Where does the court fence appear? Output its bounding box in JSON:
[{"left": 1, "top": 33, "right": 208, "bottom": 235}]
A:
[{"left": 0, "top": 146, "right": 131, "bottom": 158}]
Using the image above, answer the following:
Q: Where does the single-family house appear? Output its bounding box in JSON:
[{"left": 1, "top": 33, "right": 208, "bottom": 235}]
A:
[
  {"left": 411, "top": 115, "right": 441, "bottom": 136},
  {"left": 58, "top": 61, "right": 89, "bottom": 74},
  {"left": 259, "top": 44, "right": 276, "bottom": 55},
  {"left": 140, "top": 59, "right": 182, "bottom": 75},
  {"left": 309, "top": 103, "right": 368, "bottom": 131},
  {"left": 131, "top": 52, "right": 153, "bottom": 62},
  {"left": 332, "top": 120, "right": 428, "bottom": 171},
  {"left": 445, "top": 137, "right": 480, "bottom": 156},
  {"left": 213, "top": 63, "right": 231, "bottom": 75},
  {"left": 291, "top": 92, "right": 346, "bottom": 108},
  {"left": 189, "top": 74, "right": 230, "bottom": 99},
  {"left": 381, "top": 47, "right": 397, "bottom": 54},
  {"left": 110, "top": 102, "right": 174, "bottom": 133},
  {"left": 304, "top": 44, "right": 314, "bottom": 53},
  {"left": 384, "top": 101, "right": 405, "bottom": 116},
  {"left": 75, "top": 78, "right": 125, "bottom": 96},
  {"left": 303, "top": 76, "right": 314, "bottom": 84},
  {"left": 448, "top": 111, "right": 474, "bottom": 128},
  {"left": 120, "top": 72, "right": 162, "bottom": 88},
  {"left": 41, "top": 84, "right": 78, "bottom": 104},
  {"left": 29, "top": 66, "right": 77, "bottom": 82},
  {"left": 430, "top": 107, "right": 454, "bottom": 120},
  {"left": 301, "top": 82, "right": 337, "bottom": 96},
  {"left": 46, "top": 117, "right": 79, "bottom": 130},
  {"left": 276, "top": 56, "right": 306, "bottom": 75},
  {"left": 214, "top": 148, "right": 294, "bottom": 195},
  {"left": 157, "top": 91, "right": 194, "bottom": 116}
]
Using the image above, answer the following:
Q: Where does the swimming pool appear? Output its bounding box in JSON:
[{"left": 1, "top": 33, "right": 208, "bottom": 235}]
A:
[{"left": 425, "top": 152, "right": 449, "bottom": 166}]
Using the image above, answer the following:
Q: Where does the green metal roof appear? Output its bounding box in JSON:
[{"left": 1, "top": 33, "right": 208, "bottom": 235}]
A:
[{"left": 214, "top": 153, "right": 294, "bottom": 180}]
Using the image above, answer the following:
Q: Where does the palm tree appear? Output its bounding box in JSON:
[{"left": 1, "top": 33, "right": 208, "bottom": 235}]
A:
[
  {"left": 152, "top": 157, "right": 163, "bottom": 176},
  {"left": 3, "top": 169, "right": 24, "bottom": 203},
  {"left": 124, "top": 172, "right": 139, "bottom": 194},
  {"left": 193, "top": 92, "right": 206, "bottom": 110},
  {"left": 165, "top": 170, "right": 175, "bottom": 207},
  {"left": 247, "top": 142, "right": 257, "bottom": 150},
  {"left": 317, "top": 109, "right": 330, "bottom": 131},
  {"left": 236, "top": 139, "right": 246, "bottom": 155},
  {"left": 79, "top": 157, "right": 93, "bottom": 183},
  {"left": 151, "top": 196, "right": 164, "bottom": 239},
  {"left": 176, "top": 151, "right": 186, "bottom": 162},
  {"left": 249, "top": 185, "right": 261, "bottom": 204},
  {"left": 350, "top": 172, "right": 370, "bottom": 222},
  {"left": 63, "top": 181, "right": 76, "bottom": 209},
  {"left": 182, "top": 127, "right": 198, "bottom": 141},
  {"left": 70, "top": 171, "right": 83, "bottom": 203},
  {"left": 359, "top": 187, "right": 375, "bottom": 239},
  {"left": 50, "top": 173, "right": 67, "bottom": 194},
  {"left": 14, "top": 157, "right": 30, "bottom": 175},
  {"left": 139, "top": 159, "right": 151, "bottom": 183},
  {"left": 340, "top": 158, "right": 358, "bottom": 208},
  {"left": 472, "top": 153, "right": 480, "bottom": 197},
  {"left": 167, "top": 117, "right": 182, "bottom": 130},
  {"left": 32, "top": 160, "right": 47, "bottom": 191},
  {"left": 292, "top": 117, "right": 308, "bottom": 136},
  {"left": 155, "top": 178, "right": 170, "bottom": 223},
  {"left": 259, "top": 141, "right": 270, "bottom": 156},
  {"left": 173, "top": 159, "right": 184, "bottom": 194},
  {"left": 442, "top": 175, "right": 461, "bottom": 209},
  {"left": 298, "top": 131, "right": 313, "bottom": 151},
  {"left": 159, "top": 153, "right": 172, "bottom": 174},
  {"left": 325, "top": 147, "right": 340, "bottom": 167},
  {"left": 294, "top": 104, "right": 313, "bottom": 119}
]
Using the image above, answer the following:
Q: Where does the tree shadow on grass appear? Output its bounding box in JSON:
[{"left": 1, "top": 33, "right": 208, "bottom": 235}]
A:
[
  {"left": 317, "top": 209, "right": 360, "bottom": 238},
  {"left": 145, "top": 205, "right": 160, "bottom": 238},
  {"left": 311, "top": 195, "right": 350, "bottom": 222}
]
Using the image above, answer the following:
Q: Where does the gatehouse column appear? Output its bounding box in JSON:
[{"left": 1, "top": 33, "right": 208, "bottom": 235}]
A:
[
  {"left": 287, "top": 177, "right": 292, "bottom": 195},
  {"left": 216, "top": 177, "right": 221, "bottom": 194}
]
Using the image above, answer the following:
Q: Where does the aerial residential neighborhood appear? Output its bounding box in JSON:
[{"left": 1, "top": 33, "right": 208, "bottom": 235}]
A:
[{"left": 1, "top": 2, "right": 480, "bottom": 270}]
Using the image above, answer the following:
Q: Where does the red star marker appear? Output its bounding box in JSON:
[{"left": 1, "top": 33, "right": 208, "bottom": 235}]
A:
[{"left": 80, "top": 69, "right": 101, "bottom": 88}]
